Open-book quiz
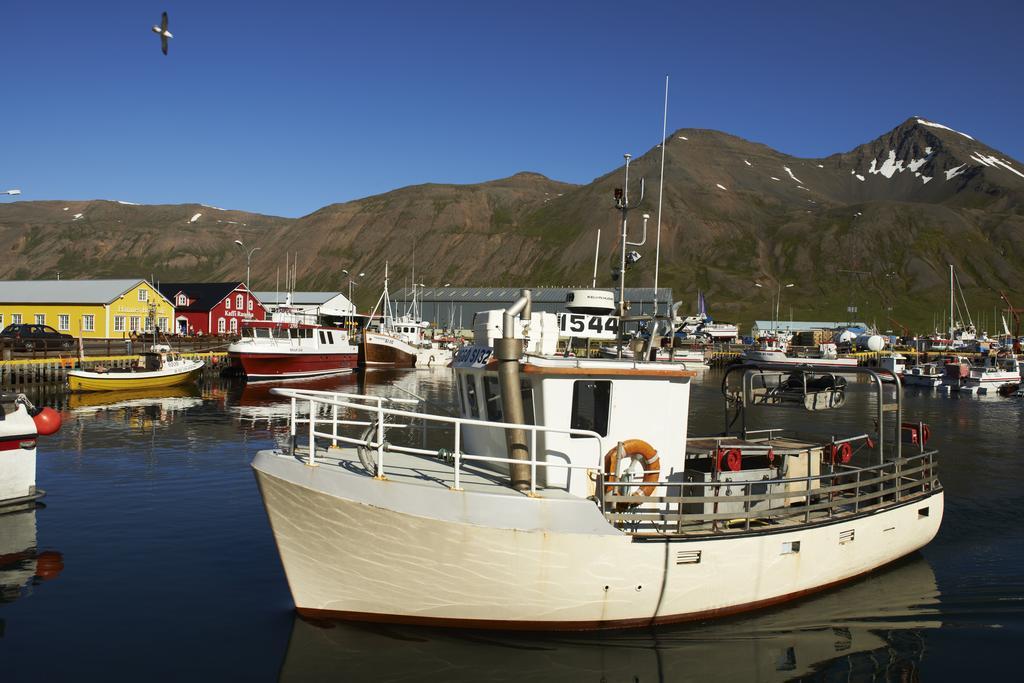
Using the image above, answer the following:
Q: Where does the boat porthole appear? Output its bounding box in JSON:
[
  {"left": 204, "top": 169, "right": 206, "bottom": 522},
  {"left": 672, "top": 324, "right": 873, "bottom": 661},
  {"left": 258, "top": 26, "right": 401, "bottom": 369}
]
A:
[{"left": 603, "top": 585, "right": 609, "bottom": 592}]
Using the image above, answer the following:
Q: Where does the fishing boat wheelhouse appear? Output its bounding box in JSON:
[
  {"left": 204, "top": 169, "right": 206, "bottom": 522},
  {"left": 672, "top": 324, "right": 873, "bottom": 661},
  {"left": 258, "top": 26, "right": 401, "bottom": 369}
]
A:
[{"left": 251, "top": 289, "right": 942, "bottom": 630}]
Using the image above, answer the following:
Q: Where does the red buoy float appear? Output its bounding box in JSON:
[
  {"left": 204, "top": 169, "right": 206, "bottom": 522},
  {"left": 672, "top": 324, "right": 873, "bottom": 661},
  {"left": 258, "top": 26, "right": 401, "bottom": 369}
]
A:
[{"left": 32, "top": 407, "right": 62, "bottom": 436}]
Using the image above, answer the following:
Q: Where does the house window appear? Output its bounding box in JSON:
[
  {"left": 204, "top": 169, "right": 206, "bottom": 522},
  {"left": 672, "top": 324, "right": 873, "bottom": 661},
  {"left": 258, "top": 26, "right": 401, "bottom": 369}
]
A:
[
  {"left": 130, "top": 316, "right": 141, "bottom": 332},
  {"left": 58, "top": 314, "right": 70, "bottom": 331},
  {"left": 82, "top": 314, "right": 95, "bottom": 332},
  {"left": 158, "top": 317, "right": 169, "bottom": 332},
  {"left": 0, "top": 314, "right": 4, "bottom": 327},
  {"left": 236, "top": 294, "right": 244, "bottom": 309},
  {"left": 230, "top": 318, "right": 238, "bottom": 333},
  {"left": 218, "top": 318, "right": 226, "bottom": 333},
  {"left": 34, "top": 314, "right": 46, "bottom": 325},
  {"left": 138, "top": 289, "right": 148, "bottom": 302},
  {"left": 177, "top": 294, "right": 187, "bottom": 306},
  {"left": 12, "top": 314, "right": 22, "bottom": 325},
  {"left": 114, "top": 316, "right": 126, "bottom": 332},
  {"left": 247, "top": 298, "right": 253, "bottom": 311},
  {"left": 570, "top": 380, "right": 611, "bottom": 438},
  {"left": 225, "top": 297, "right": 231, "bottom": 310}
]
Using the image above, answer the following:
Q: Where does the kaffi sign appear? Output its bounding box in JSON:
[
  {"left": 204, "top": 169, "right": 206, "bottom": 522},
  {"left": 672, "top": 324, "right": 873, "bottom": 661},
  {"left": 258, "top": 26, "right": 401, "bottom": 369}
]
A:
[{"left": 557, "top": 313, "right": 619, "bottom": 341}]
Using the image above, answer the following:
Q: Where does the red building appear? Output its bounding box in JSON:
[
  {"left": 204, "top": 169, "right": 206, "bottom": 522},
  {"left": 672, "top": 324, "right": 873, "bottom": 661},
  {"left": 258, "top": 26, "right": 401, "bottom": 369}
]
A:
[{"left": 157, "top": 282, "right": 266, "bottom": 335}]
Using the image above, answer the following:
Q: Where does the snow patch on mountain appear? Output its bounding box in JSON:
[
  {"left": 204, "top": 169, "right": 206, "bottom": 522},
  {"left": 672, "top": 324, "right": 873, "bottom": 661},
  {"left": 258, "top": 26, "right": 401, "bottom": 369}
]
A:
[
  {"left": 743, "top": 160, "right": 752, "bottom": 166},
  {"left": 716, "top": 184, "right": 728, "bottom": 191},
  {"left": 945, "top": 164, "right": 967, "bottom": 180},
  {"left": 916, "top": 118, "right": 974, "bottom": 140},
  {"left": 783, "top": 167, "right": 803, "bottom": 183},
  {"left": 189, "top": 213, "right": 202, "bottom": 223},
  {"left": 970, "top": 153, "right": 1024, "bottom": 179}
]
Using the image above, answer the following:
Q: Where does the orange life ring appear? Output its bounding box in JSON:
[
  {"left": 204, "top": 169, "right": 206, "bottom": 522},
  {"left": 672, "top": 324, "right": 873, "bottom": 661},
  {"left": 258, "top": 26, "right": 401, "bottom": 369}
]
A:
[{"left": 603, "top": 439, "right": 660, "bottom": 505}]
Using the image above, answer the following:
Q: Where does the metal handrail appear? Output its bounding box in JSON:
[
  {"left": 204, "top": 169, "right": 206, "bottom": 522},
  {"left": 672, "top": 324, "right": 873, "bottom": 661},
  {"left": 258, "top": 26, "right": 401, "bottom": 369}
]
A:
[{"left": 272, "top": 387, "right": 604, "bottom": 494}]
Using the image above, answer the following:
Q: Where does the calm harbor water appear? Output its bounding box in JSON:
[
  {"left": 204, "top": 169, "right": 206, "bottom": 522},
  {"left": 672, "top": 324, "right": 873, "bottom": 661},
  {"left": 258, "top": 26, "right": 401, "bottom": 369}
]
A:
[{"left": 1, "top": 367, "right": 1021, "bottom": 681}]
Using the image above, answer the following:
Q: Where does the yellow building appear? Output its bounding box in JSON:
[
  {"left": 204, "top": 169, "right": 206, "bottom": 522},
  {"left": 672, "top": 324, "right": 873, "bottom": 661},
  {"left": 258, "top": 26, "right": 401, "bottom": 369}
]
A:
[{"left": 0, "top": 279, "right": 175, "bottom": 339}]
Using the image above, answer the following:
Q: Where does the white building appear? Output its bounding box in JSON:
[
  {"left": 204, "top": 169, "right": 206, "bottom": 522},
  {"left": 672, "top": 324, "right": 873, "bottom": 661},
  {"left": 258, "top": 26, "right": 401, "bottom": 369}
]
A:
[{"left": 252, "top": 291, "right": 356, "bottom": 320}]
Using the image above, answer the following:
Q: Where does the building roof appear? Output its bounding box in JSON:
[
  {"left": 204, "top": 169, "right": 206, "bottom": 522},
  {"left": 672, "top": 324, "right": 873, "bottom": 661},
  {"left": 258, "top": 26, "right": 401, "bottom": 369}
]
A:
[
  {"left": 0, "top": 279, "right": 162, "bottom": 305},
  {"left": 253, "top": 291, "right": 342, "bottom": 306},
  {"left": 754, "top": 320, "right": 868, "bottom": 332},
  {"left": 393, "top": 286, "right": 673, "bottom": 303},
  {"left": 157, "top": 282, "right": 247, "bottom": 312}
]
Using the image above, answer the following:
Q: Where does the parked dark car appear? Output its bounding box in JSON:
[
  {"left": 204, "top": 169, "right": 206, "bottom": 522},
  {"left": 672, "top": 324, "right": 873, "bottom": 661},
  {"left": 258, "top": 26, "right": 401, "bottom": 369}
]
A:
[{"left": 0, "top": 324, "right": 75, "bottom": 351}]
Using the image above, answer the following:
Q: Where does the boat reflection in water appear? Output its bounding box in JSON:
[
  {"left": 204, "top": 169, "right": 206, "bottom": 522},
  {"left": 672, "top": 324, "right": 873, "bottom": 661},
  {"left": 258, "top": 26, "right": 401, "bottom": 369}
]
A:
[
  {"left": 66, "top": 384, "right": 203, "bottom": 415},
  {"left": 229, "top": 373, "right": 360, "bottom": 431},
  {"left": 0, "top": 506, "right": 64, "bottom": 606},
  {"left": 279, "top": 554, "right": 940, "bottom": 682}
]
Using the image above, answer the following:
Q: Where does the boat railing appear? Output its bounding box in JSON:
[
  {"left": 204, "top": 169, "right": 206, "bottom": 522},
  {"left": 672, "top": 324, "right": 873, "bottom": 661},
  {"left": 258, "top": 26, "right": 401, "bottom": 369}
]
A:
[
  {"left": 271, "top": 388, "right": 604, "bottom": 495},
  {"left": 600, "top": 447, "right": 939, "bottom": 536}
]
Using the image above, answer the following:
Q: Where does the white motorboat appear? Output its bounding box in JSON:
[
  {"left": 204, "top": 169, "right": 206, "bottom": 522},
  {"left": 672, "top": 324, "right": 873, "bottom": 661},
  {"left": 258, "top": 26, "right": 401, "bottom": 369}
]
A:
[
  {"left": 960, "top": 353, "right": 1023, "bottom": 391},
  {"left": 252, "top": 290, "right": 942, "bottom": 630},
  {"left": 742, "top": 338, "right": 858, "bottom": 368},
  {"left": 903, "top": 362, "right": 944, "bottom": 388},
  {"left": 676, "top": 291, "right": 738, "bottom": 341},
  {"left": 1, "top": 393, "right": 62, "bottom": 511}
]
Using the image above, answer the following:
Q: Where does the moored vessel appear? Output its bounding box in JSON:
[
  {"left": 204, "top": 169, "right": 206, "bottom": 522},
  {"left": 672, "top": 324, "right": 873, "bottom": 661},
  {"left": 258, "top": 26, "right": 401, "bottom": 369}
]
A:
[
  {"left": 742, "top": 337, "right": 858, "bottom": 368},
  {"left": 67, "top": 344, "right": 204, "bottom": 391},
  {"left": 252, "top": 289, "right": 943, "bottom": 630},
  {"left": 1, "top": 393, "right": 62, "bottom": 511},
  {"left": 228, "top": 319, "right": 358, "bottom": 380}
]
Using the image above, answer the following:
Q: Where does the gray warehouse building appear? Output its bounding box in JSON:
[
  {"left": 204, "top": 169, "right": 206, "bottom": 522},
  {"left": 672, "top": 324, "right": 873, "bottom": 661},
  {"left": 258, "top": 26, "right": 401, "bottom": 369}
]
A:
[{"left": 392, "top": 286, "right": 673, "bottom": 328}]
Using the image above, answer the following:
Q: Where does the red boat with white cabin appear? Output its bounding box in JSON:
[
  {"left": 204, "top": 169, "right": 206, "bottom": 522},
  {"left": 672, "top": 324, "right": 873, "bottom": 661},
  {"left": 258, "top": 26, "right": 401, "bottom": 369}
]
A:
[{"left": 227, "top": 317, "right": 359, "bottom": 381}]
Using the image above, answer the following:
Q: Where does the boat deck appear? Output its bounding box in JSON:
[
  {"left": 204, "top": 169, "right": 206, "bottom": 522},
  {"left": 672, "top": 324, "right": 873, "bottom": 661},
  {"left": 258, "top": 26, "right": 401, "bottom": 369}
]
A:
[{"left": 297, "top": 444, "right": 579, "bottom": 500}]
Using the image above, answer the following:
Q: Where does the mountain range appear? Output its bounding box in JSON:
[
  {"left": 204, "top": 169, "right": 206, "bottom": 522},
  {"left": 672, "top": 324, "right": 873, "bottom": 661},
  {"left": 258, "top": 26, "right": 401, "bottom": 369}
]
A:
[{"left": 2, "top": 116, "right": 1022, "bottom": 333}]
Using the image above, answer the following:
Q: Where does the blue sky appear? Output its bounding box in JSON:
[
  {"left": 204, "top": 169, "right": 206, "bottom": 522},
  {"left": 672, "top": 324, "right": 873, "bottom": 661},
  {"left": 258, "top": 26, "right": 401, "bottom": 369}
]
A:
[{"left": 2, "top": 1, "right": 1021, "bottom": 217}]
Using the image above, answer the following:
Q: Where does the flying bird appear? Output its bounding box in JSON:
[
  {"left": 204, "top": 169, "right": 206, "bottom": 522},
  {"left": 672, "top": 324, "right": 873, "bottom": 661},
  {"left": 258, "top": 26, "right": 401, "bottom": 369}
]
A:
[{"left": 152, "top": 12, "right": 173, "bottom": 55}]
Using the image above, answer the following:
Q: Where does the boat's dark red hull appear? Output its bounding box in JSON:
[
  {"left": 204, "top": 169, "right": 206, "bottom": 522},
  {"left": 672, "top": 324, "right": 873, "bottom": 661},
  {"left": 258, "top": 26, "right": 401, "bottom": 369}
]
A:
[
  {"left": 230, "top": 352, "right": 358, "bottom": 380},
  {"left": 359, "top": 338, "right": 416, "bottom": 368}
]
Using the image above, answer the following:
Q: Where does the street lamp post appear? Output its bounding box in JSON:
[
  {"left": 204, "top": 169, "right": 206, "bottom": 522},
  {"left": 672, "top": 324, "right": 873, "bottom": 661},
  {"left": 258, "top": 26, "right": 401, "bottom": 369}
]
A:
[
  {"left": 754, "top": 281, "right": 795, "bottom": 333},
  {"left": 233, "top": 240, "right": 260, "bottom": 291},
  {"left": 341, "top": 269, "right": 365, "bottom": 313}
]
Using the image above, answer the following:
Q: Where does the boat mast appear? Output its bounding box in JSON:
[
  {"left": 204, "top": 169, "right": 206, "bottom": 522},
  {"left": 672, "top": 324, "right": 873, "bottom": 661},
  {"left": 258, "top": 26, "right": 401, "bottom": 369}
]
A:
[
  {"left": 614, "top": 154, "right": 645, "bottom": 358},
  {"left": 949, "top": 264, "right": 954, "bottom": 339}
]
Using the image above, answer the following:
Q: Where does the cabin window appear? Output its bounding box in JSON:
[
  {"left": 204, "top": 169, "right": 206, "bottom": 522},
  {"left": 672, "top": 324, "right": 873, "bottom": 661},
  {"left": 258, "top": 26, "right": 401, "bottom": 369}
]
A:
[
  {"left": 82, "top": 314, "right": 94, "bottom": 332},
  {"left": 483, "top": 376, "right": 503, "bottom": 422},
  {"left": 464, "top": 375, "right": 480, "bottom": 419},
  {"left": 58, "top": 314, "right": 70, "bottom": 331},
  {"left": 114, "top": 316, "right": 125, "bottom": 332},
  {"left": 318, "top": 331, "right": 326, "bottom": 344},
  {"left": 325, "top": 331, "right": 334, "bottom": 344},
  {"left": 570, "top": 380, "right": 611, "bottom": 437}
]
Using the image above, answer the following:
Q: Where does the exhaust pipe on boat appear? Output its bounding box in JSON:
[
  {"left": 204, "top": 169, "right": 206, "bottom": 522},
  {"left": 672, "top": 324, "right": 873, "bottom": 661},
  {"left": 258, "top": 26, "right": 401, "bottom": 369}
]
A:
[{"left": 496, "top": 289, "right": 531, "bottom": 491}]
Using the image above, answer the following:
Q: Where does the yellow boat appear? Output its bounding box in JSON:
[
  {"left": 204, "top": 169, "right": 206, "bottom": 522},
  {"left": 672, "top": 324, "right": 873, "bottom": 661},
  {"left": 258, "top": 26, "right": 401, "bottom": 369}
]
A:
[{"left": 67, "top": 345, "right": 204, "bottom": 392}]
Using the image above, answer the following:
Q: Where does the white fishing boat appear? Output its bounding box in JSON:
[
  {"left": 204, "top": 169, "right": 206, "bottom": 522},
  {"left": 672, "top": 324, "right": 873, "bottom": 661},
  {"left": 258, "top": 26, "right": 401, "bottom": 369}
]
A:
[
  {"left": 599, "top": 344, "right": 708, "bottom": 367},
  {"left": 1, "top": 393, "right": 62, "bottom": 511},
  {"left": 251, "top": 289, "right": 943, "bottom": 630},
  {"left": 960, "top": 353, "right": 1023, "bottom": 391},
  {"left": 362, "top": 266, "right": 453, "bottom": 368},
  {"left": 902, "top": 362, "right": 944, "bottom": 388},
  {"left": 742, "top": 338, "right": 858, "bottom": 368}
]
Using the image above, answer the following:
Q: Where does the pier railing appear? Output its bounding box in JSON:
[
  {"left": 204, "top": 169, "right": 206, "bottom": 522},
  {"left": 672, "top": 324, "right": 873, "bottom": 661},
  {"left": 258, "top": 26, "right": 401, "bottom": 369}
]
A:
[{"left": 273, "top": 388, "right": 604, "bottom": 495}]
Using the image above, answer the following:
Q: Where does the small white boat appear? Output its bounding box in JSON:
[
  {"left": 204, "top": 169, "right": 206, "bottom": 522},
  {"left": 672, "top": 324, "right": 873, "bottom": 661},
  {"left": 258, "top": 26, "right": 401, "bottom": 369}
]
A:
[
  {"left": 1, "top": 393, "right": 62, "bottom": 511},
  {"left": 961, "top": 354, "right": 1023, "bottom": 391},
  {"left": 903, "top": 362, "right": 944, "bottom": 388},
  {"left": 743, "top": 339, "right": 858, "bottom": 368}
]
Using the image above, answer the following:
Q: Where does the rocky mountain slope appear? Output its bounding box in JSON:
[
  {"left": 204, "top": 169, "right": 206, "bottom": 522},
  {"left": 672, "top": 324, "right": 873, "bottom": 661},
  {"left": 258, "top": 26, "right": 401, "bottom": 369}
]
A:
[{"left": 2, "top": 117, "right": 1022, "bottom": 332}]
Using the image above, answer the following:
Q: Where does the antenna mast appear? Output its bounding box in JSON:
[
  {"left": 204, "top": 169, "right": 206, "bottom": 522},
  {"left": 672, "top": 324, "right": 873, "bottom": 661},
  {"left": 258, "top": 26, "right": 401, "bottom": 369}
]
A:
[
  {"left": 653, "top": 75, "right": 668, "bottom": 316},
  {"left": 614, "top": 154, "right": 645, "bottom": 358}
]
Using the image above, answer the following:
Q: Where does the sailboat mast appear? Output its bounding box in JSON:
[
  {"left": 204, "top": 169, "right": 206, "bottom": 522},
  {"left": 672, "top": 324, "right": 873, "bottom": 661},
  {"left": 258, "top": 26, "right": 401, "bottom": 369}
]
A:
[{"left": 949, "top": 264, "right": 954, "bottom": 339}]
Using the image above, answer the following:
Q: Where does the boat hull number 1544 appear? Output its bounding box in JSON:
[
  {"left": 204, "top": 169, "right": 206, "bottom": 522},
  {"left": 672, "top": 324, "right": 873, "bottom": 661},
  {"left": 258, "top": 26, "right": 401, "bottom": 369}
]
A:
[{"left": 557, "top": 313, "right": 619, "bottom": 340}]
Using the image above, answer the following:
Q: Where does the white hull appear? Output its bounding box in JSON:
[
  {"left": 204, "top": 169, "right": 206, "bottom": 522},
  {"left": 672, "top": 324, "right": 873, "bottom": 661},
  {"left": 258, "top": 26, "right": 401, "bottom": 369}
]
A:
[
  {"left": 253, "top": 451, "right": 943, "bottom": 629},
  {"left": 1, "top": 400, "right": 41, "bottom": 507},
  {"left": 902, "top": 374, "right": 944, "bottom": 388}
]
